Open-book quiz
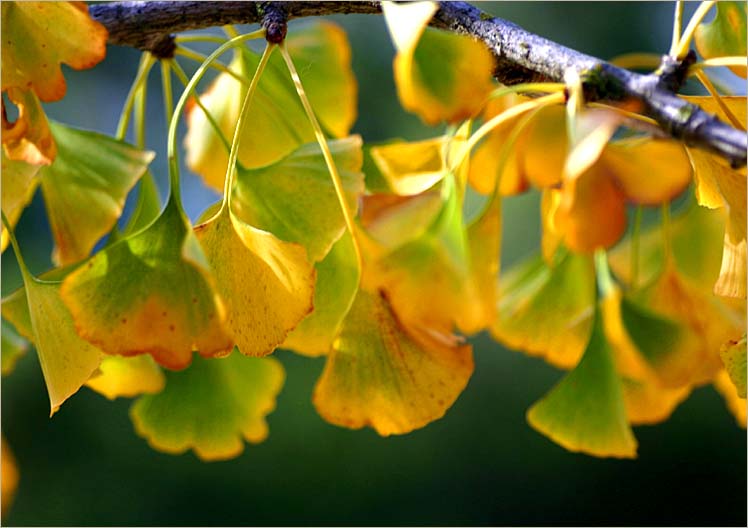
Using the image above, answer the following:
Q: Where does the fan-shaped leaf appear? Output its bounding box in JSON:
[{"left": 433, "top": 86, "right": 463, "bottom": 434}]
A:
[
  {"left": 86, "top": 355, "right": 165, "bottom": 400},
  {"left": 1, "top": 150, "right": 40, "bottom": 252},
  {"left": 695, "top": 1, "right": 747, "bottom": 77}
]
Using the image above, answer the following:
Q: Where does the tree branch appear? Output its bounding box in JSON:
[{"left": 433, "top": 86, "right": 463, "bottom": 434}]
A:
[{"left": 89, "top": 1, "right": 747, "bottom": 168}]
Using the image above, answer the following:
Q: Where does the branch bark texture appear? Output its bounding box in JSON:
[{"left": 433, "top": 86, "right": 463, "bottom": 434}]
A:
[{"left": 89, "top": 1, "right": 748, "bottom": 167}]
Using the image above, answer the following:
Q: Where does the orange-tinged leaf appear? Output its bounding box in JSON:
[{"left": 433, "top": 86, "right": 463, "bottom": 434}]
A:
[
  {"left": 1, "top": 437, "right": 19, "bottom": 517},
  {"left": 694, "top": 1, "right": 747, "bottom": 78},
  {"left": 1, "top": 1, "right": 107, "bottom": 101},
  {"left": 492, "top": 251, "right": 595, "bottom": 370},
  {"left": 720, "top": 335, "right": 746, "bottom": 398},
  {"left": 601, "top": 138, "right": 692, "bottom": 205},
  {"left": 527, "top": 307, "right": 638, "bottom": 459},
  {"left": 60, "top": 198, "right": 233, "bottom": 370},
  {"left": 714, "top": 370, "right": 747, "bottom": 428},
  {"left": 622, "top": 377, "right": 690, "bottom": 426},
  {"left": 184, "top": 22, "right": 356, "bottom": 190},
  {"left": 360, "top": 192, "right": 443, "bottom": 252},
  {"left": 85, "top": 355, "right": 165, "bottom": 400},
  {"left": 369, "top": 136, "right": 448, "bottom": 196},
  {"left": 40, "top": 122, "right": 154, "bottom": 265},
  {"left": 540, "top": 189, "right": 563, "bottom": 263},
  {"left": 1, "top": 150, "right": 40, "bottom": 252},
  {"left": 131, "top": 352, "right": 284, "bottom": 461},
  {"left": 193, "top": 206, "right": 315, "bottom": 358},
  {"left": 382, "top": 1, "right": 495, "bottom": 125},
  {"left": 2, "top": 88, "right": 56, "bottom": 165},
  {"left": 520, "top": 105, "right": 568, "bottom": 188},
  {"left": 313, "top": 288, "right": 473, "bottom": 436}
]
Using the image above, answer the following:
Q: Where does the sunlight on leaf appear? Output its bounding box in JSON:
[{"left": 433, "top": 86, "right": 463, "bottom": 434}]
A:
[
  {"left": 720, "top": 336, "right": 746, "bottom": 398},
  {"left": 527, "top": 307, "right": 638, "bottom": 459},
  {"left": 60, "top": 198, "right": 233, "bottom": 371},
  {"left": 232, "top": 137, "right": 364, "bottom": 262},
  {"left": 131, "top": 351, "right": 284, "bottom": 461},
  {"left": 40, "top": 122, "right": 154, "bottom": 265},
  {"left": 1, "top": 88, "right": 56, "bottom": 165},
  {"left": 1, "top": 150, "right": 40, "bottom": 252},
  {"left": 314, "top": 288, "right": 473, "bottom": 436},
  {"left": 1, "top": 1, "right": 107, "bottom": 101},
  {"left": 369, "top": 136, "right": 449, "bottom": 195},
  {"left": 382, "top": 1, "right": 495, "bottom": 125},
  {"left": 193, "top": 205, "right": 315, "bottom": 358},
  {"left": 185, "top": 21, "right": 356, "bottom": 190},
  {"left": 283, "top": 231, "right": 360, "bottom": 357},
  {"left": 86, "top": 355, "right": 165, "bottom": 401},
  {"left": 694, "top": 1, "right": 747, "bottom": 78},
  {"left": 492, "top": 251, "right": 594, "bottom": 369}
]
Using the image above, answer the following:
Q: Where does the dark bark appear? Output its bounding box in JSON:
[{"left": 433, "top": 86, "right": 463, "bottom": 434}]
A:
[{"left": 88, "top": 1, "right": 748, "bottom": 167}]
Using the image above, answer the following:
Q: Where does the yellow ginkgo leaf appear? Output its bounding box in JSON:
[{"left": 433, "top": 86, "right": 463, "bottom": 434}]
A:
[
  {"left": 720, "top": 335, "right": 746, "bottom": 398},
  {"left": 1, "top": 437, "right": 19, "bottom": 517},
  {"left": 360, "top": 192, "right": 443, "bottom": 252},
  {"left": 1, "top": 88, "right": 56, "bottom": 165},
  {"left": 60, "top": 198, "right": 233, "bottom": 371},
  {"left": 194, "top": 205, "right": 315, "bottom": 358},
  {"left": 527, "top": 306, "right": 638, "bottom": 459},
  {"left": 130, "top": 352, "right": 284, "bottom": 461},
  {"left": 1, "top": 1, "right": 107, "bottom": 102},
  {"left": 382, "top": 1, "right": 495, "bottom": 125},
  {"left": 621, "top": 377, "right": 690, "bottom": 426},
  {"left": 1, "top": 150, "right": 40, "bottom": 252},
  {"left": 2, "top": 275, "right": 101, "bottom": 416},
  {"left": 714, "top": 370, "right": 747, "bottom": 428},
  {"left": 85, "top": 355, "right": 165, "bottom": 401},
  {"left": 314, "top": 288, "right": 473, "bottom": 436},
  {"left": 492, "top": 250, "right": 595, "bottom": 369},
  {"left": 370, "top": 136, "right": 449, "bottom": 195}
]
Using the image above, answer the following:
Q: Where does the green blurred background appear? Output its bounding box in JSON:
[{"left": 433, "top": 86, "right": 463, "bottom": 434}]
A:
[{"left": 2, "top": 2, "right": 746, "bottom": 525}]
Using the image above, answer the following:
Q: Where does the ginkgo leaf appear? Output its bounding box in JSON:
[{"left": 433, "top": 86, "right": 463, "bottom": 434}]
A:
[
  {"left": 2, "top": 274, "right": 101, "bottom": 416},
  {"left": 382, "top": 1, "right": 495, "bottom": 125},
  {"left": 492, "top": 251, "right": 595, "bottom": 369},
  {"left": 1, "top": 88, "right": 56, "bottom": 165},
  {"left": 369, "top": 136, "right": 449, "bottom": 195},
  {"left": 193, "top": 205, "right": 315, "bottom": 358},
  {"left": 1, "top": 319, "right": 28, "bottom": 376},
  {"left": 313, "top": 288, "right": 473, "bottom": 436},
  {"left": 283, "top": 231, "right": 360, "bottom": 357},
  {"left": 520, "top": 105, "right": 569, "bottom": 188},
  {"left": 714, "top": 369, "right": 747, "bottom": 428},
  {"left": 540, "top": 189, "right": 563, "bottom": 263},
  {"left": 130, "top": 352, "right": 284, "bottom": 461},
  {"left": 40, "top": 122, "right": 154, "bottom": 265},
  {"left": 694, "top": 1, "right": 747, "bottom": 78},
  {"left": 85, "top": 355, "right": 165, "bottom": 400},
  {"left": 1, "top": 437, "right": 19, "bottom": 516},
  {"left": 232, "top": 137, "right": 364, "bottom": 262},
  {"left": 1, "top": 1, "right": 107, "bottom": 101},
  {"left": 527, "top": 307, "right": 638, "bottom": 459},
  {"left": 60, "top": 198, "right": 233, "bottom": 371},
  {"left": 720, "top": 336, "right": 746, "bottom": 398},
  {"left": 360, "top": 192, "right": 443, "bottom": 252},
  {"left": 1, "top": 150, "right": 40, "bottom": 252},
  {"left": 185, "top": 21, "right": 356, "bottom": 190},
  {"left": 621, "top": 377, "right": 690, "bottom": 426}
]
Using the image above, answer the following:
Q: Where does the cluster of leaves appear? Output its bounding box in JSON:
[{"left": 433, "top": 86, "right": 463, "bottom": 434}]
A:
[{"left": 1, "top": 0, "right": 746, "bottom": 512}]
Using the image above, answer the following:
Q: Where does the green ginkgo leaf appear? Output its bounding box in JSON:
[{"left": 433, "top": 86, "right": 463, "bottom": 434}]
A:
[
  {"left": 184, "top": 21, "right": 357, "bottom": 190},
  {"left": 232, "top": 137, "right": 364, "bottom": 262},
  {"left": 1, "top": 150, "right": 40, "bottom": 252},
  {"left": 60, "top": 198, "right": 233, "bottom": 371},
  {"left": 130, "top": 351, "right": 284, "bottom": 461},
  {"left": 720, "top": 336, "right": 746, "bottom": 398},
  {"left": 40, "top": 122, "right": 155, "bottom": 265},
  {"left": 1, "top": 319, "right": 28, "bottom": 376},
  {"left": 193, "top": 204, "right": 315, "bottom": 358},
  {"left": 283, "top": 231, "right": 360, "bottom": 357},
  {"left": 313, "top": 288, "right": 473, "bottom": 436},
  {"left": 492, "top": 250, "right": 595, "bottom": 369},
  {"left": 2, "top": 274, "right": 101, "bottom": 416},
  {"left": 695, "top": 1, "right": 747, "bottom": 77},
  {"left": 527, "top": 306, "right": 638, "bottom": 459}
]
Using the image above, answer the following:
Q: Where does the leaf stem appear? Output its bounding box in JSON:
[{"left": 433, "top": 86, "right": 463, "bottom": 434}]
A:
[
  {"left": 689, "top": 56, "right": 748, "bottom": 70},
  {"left": 673, "top": 1, "right": 716, "bottom": 59},
  {"left": 593, "top": 249, "right": 615, "bottom": 299},
  {"left": 1, "top": 211, "right": 32, "bottom": 282},
  {"left": 279, "top": 41, "right": 363, "bottom": 269},
  {"left": 692, "top": 70, "right": 745, "bottom": 131},
  {"left": 166, "top": 29, "right": 266, "bottom": 207},
  {"left": 161, "top": 60, "right": 174, "bottom": 132},
  {"left": 223, "top": 43, "right": 275, "bottom": 211},
  {"left": 451, "top": 92, "right": 565, "bottom": 172},
  {"left": 630, "top": 205, "right": 643, "bottom": 290},
  {"left": 168, "top": 59, "right": 233, "bottom": 155},
  {"left": 175, "top": 34, "right": 229, "bottom": 45},
  {"left": 669, "top": 1, "right": 685, "bottom": 55},
  {"left": 175, "top": 46, "right": 251, "bottom": 86},
  {"left": 116, "top": 53, "right": 156, "bottom": 141}
]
